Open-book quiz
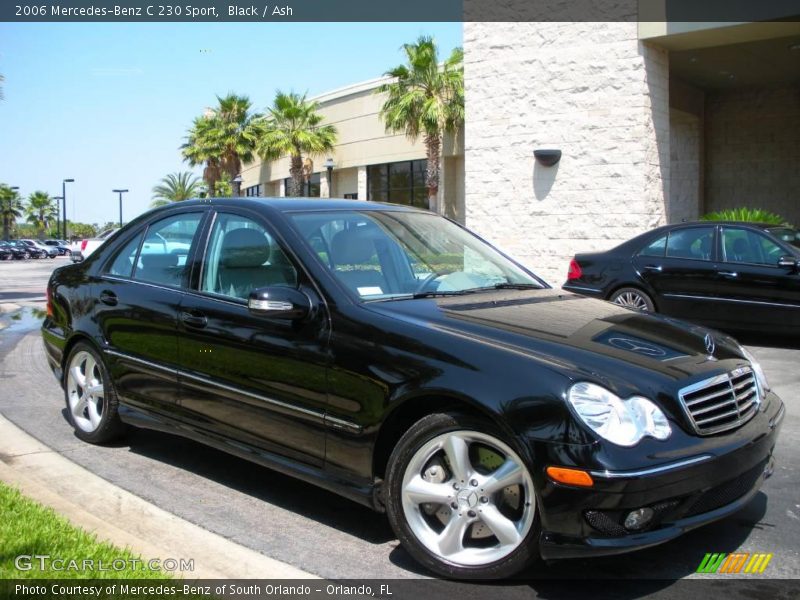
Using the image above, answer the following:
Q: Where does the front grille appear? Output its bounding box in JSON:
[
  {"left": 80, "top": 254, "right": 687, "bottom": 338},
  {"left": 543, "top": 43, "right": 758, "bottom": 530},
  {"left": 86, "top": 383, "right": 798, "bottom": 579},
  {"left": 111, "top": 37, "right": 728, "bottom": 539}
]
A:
[
  {"left": 684, "top": 459, "right": 767, "bottom": 517},
  {"left": 678, "top": 366, "right": 759, "bottom": 435}
]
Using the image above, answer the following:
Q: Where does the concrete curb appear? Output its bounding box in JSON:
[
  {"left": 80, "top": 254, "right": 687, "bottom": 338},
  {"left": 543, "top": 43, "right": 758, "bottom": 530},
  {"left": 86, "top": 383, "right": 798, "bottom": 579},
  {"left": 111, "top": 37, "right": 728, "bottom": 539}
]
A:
[{"left": 0, "top": 414, "right": 318, "bottom": 579}]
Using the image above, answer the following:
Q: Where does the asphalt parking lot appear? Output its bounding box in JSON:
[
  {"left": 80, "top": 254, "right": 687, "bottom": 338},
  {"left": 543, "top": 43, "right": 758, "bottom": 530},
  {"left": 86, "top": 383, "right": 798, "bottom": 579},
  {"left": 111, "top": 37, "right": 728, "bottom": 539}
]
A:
[{"left": 0, "top": 258, "right": 797, "bottom": 584}]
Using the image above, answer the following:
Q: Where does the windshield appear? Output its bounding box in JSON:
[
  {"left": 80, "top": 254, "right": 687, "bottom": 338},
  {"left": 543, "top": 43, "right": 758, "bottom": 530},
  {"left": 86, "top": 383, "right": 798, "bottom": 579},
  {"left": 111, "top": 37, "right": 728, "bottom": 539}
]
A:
[
  {"left": 290, "top": 210, "right": 543, "bottom": 300},
  {"left": 767, "top": 227, "right": 800, "bottom": 250}
]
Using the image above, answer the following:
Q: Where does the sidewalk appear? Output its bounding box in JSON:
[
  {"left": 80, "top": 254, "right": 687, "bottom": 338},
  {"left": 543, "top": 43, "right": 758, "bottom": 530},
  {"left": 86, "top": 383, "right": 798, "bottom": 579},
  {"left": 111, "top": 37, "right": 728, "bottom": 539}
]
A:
[{"left": 0, "top": 414, "right": 317, "bottom": 580}]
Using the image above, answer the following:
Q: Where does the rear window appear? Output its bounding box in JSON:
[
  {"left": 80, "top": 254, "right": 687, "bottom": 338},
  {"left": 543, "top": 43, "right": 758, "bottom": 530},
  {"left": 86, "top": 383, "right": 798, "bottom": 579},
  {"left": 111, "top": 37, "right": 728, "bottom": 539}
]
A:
[
  {"left": 638, "top": 235, "right": 666, "bottom": 257},
  {"left": 666, "top": 227, "right": 714, "bottom": 260}
]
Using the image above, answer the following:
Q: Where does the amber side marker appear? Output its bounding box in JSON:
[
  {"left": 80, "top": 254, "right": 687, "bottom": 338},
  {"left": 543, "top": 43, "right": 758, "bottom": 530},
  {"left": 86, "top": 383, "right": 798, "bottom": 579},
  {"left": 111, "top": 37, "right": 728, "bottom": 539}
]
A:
[{"left": 546, "top": 466, "right": 594, "bottom": 487}]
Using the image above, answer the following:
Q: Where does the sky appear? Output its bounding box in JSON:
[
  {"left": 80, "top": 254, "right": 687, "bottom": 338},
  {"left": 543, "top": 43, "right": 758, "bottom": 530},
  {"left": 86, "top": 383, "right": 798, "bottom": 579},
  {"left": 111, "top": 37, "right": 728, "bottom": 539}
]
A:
[{"left": 0, "top": 22, "right": 462, "bottom": 227}]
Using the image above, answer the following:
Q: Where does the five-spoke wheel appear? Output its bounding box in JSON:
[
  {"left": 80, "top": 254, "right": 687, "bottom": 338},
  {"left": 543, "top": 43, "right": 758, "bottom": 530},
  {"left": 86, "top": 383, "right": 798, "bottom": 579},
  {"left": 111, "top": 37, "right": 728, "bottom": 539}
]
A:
[{"left": 386, "top": 413, "right": 539, "bottom": 579}]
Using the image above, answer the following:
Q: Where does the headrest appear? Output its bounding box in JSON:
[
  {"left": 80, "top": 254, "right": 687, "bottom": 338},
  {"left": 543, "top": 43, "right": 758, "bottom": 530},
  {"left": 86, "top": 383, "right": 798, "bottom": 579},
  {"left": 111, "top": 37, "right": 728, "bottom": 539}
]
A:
[
  {"left": 331, "top": 226, "right": 380, "bottom": 265},
  {"left": 221, "top": 228, "right": 270, "bottom": 268},
  {"left": 139, "top": 253, "right": 178, "bottom": 269}
]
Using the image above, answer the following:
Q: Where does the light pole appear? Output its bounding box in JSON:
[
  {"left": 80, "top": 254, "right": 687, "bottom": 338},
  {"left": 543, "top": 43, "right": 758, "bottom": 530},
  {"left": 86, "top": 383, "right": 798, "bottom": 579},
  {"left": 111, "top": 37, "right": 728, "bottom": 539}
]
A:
[
  {"left": 62, "top": 178, "right": 74, "bottom": 240},
  {"left": 324, "top": 158, "right": 335, "bottom": 198},
  {"left": 112, "top": 189, "right": 128, "bottom": 227},
  {"left": 232, "top": 174, "right": 243, "bottom": 197},
  {"left": 53, "top": 196, "right": 63, "bottom": 239}
]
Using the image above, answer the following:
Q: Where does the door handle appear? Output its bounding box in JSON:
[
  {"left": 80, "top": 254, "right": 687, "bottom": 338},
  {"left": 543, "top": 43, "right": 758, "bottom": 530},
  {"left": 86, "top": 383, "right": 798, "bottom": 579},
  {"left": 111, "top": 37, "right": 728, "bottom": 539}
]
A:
[
  {"left": 98, "top": 290, "right": 118, "bottom": 306},
  {"left": 181, "top": 311, "right": 208, "bottom": 329},
  {"left": 718, "top": 271, "right": 738, "bottom": 278},
  {"left": 643, "top": 265, "right": 662, "bottom": 272}
]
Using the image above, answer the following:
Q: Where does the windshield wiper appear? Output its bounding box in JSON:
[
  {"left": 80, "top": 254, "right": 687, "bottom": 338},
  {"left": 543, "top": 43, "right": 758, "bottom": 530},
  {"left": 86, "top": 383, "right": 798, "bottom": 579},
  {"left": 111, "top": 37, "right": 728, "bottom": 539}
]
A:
[
  {"left": 486, "top": 283, "right": 543, "bottom": 290},
  {"left": 410, "top": 289, "right": 478, "bottom": 299}
]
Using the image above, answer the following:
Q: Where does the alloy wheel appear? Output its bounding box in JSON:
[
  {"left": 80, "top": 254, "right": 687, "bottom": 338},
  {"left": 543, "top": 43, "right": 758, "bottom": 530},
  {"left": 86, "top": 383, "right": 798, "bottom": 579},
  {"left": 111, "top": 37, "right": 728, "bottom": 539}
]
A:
[
  {"left": 66, "top": 350, "right": 106, "bottom": 432},
  {"left": 400, "top": 430, "right": 536, "bottom": 567},
  {"left": 612, "top": 290, "right": 650, "bottom": 311}
]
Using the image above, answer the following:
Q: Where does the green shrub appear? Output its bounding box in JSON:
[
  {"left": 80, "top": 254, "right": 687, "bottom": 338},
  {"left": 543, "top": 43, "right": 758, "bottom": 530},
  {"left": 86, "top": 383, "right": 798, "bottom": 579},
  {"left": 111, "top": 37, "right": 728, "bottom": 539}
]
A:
[{"left": 700, "top": 207, "right": 786, "bottom": 225}]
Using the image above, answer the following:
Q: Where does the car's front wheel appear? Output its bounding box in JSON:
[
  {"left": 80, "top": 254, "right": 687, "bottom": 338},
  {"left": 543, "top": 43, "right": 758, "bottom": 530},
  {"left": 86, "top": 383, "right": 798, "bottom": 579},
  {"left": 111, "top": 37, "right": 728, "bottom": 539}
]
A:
[
  {"left": 385, "top": 412, "right": 540, "bottom": 579},
  {"left": 64, "top": 343, "right": 126, "bottom": 443}
]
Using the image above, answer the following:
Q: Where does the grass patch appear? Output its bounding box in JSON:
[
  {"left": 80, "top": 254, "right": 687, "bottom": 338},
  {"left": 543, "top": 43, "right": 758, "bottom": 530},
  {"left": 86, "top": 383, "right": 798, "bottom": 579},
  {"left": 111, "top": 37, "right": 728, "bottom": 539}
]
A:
[{"left": 0, "top": 482, "right": 171, "bottom": 579}]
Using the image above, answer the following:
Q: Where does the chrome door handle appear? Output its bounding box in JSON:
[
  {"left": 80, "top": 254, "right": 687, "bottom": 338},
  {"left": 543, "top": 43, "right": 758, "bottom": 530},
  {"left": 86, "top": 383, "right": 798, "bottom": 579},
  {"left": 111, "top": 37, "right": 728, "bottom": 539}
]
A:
[
  {"left": 718, "top": 271, "right": 738, "bottom": 278},
  {"left": 643, "top": 265, "right": 662, "bottom": 272},
  {"left": 181, "top": 311, "right": 208, "bottom": 328}
]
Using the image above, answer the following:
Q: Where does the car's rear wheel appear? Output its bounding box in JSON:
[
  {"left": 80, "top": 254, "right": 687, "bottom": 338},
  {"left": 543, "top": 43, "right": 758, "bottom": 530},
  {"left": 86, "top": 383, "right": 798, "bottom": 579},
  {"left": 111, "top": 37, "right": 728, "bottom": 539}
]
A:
[
  {"left": 385, "top": 412, "right": 539, "bottom": 579},
  {"left": 610, "top": 287, "right": 655, "bottom": 312},
  {"left": 64, "top": 343, "right": 126, "bottom": 443}
]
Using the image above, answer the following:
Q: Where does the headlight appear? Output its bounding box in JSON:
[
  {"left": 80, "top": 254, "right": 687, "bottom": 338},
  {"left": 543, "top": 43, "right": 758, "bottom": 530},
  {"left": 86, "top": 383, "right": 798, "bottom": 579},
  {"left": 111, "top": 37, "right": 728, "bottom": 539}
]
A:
[
  {"left": 567, "top": 382, "right": 671, "bottom": 447},
  {"left": 740, "top": 346, "right": 769, "bottom": 400}
]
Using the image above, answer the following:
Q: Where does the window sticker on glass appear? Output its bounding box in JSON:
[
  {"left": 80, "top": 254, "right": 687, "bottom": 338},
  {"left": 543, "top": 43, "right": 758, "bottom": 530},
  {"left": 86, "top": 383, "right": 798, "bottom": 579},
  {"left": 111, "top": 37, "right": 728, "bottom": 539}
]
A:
[{"left": 358, "top": 286, "right": 384, "bottom": 296}]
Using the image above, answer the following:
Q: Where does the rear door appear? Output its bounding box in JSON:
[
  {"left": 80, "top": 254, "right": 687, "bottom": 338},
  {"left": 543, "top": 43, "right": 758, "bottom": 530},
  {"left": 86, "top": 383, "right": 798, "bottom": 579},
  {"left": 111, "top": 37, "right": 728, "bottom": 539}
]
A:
[
  {"left": 633, "top": 225, "right": 720, "bottom": 321},
  {"left": 176, "top": 209, "right": 329, "bottom": 466},
  {"left": 95, "top": 210, "right": 206, "bottom": 414}
]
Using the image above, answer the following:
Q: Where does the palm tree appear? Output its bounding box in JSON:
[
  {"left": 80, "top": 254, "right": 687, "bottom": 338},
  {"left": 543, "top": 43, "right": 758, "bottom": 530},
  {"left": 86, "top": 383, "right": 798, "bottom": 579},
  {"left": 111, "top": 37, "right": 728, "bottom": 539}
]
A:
[
  {"left": 256, "top": 91, "right": 337, "bottom": 197},
  {"left": 181, "top": 94, "right": 260, "bottom": 196},
  {"left": 0, "top": 184, "right": 23, "bottom": 239},
  {"left": 377, "top": 36, "right": 464, "bottom": 212},
  {"left": 24, "top": 191, "right": 58, "bottom": 237},
  {"left": 151, "top": 172, "right": 202, "bottom": 207}
]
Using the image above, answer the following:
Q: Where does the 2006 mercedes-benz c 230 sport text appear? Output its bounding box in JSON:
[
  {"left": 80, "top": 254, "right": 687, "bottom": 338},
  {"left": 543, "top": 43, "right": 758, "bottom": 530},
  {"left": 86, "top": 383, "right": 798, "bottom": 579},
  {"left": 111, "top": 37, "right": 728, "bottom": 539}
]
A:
[{"left": 42, "top": 198, "right": 784, "bottom": 579}]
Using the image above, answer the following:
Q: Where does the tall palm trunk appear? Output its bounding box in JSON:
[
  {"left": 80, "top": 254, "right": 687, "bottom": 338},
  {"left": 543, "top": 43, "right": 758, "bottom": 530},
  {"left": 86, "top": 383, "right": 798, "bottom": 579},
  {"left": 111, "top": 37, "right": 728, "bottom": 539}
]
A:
[
  {"left": 424, "top": 133, "right": 442, "bottom": 213},
  {"left": 289, "top": 154, "right": 304, "bottom": 197}
]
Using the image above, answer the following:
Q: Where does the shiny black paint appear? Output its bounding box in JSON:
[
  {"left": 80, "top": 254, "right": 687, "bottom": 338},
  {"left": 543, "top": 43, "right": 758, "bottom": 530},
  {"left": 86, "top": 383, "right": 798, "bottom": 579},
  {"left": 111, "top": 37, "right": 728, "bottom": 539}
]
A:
[
  {"left": 42, "top": 199, "right": 783, "bottom": 560},
  {"left": 563, "top": 221, "right": 800, "bottom": 334}
]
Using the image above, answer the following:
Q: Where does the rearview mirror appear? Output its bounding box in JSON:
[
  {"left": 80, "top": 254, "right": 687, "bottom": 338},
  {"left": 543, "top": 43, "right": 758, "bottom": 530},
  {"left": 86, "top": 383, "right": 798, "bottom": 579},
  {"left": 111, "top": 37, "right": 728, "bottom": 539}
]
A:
[
  {"left": 247, "top": 287, "right": 311, "bottom": 320},
  {"left": 777, "top": 255, "right": 799, "bottom": 270}
]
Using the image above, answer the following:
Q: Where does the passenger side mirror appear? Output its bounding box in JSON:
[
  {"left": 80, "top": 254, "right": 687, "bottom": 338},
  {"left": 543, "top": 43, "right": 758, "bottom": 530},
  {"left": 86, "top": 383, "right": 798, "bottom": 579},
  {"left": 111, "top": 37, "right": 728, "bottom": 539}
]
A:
[
  {"left": 777, "top": 255, "right": 799, "bottom": 270},
  {"left": 247, "top": 287, "right": 311, "bottom": 320}
]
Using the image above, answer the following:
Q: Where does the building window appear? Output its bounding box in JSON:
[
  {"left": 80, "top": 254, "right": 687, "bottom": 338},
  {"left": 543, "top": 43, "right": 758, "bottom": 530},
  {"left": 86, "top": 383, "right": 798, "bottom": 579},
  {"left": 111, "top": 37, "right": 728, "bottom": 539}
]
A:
[
  {"left": 283, "top": 173, "right": 320, "bottom": 197},
  {"left": 244, "top": 184, "right": 262, "bottom": 197},
  {"left": 367, "top": 160, "right": 427, "bottom": 208}
]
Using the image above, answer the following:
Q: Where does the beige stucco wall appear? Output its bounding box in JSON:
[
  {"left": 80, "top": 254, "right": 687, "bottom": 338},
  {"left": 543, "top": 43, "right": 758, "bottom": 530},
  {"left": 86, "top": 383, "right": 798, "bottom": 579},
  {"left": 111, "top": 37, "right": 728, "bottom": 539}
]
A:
[
  {"left": 704, "top": 85, "right": 800, "bottom": 225},
  {"left": 464, "top": 21, "right": 671, "bottom": 285},
  {"left": 669, "top": 109, "right": 702, "bottom": 223}
]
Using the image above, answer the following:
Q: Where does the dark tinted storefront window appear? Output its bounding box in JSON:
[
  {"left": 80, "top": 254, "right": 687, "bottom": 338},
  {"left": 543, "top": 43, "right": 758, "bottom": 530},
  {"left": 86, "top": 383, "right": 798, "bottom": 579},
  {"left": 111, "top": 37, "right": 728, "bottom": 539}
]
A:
[
  {"left": 368, "top": 160, "right": 428, "bottom": 208},
  {"left": 283, "top": 173, "right": 320, "bottom": 197}
]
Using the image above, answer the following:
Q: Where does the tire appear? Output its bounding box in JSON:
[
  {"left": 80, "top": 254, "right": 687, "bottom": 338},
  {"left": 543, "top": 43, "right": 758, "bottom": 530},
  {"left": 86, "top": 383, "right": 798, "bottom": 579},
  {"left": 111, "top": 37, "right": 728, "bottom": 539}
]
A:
[
  {"left": 63, "top": 342, "right": 126, "bottom": 444},
  {"left": 385, "top": 412, "right": 540, "bottom": 579},
  {"left": 609, "top": 287, "right": 655, "bottom": 312}
]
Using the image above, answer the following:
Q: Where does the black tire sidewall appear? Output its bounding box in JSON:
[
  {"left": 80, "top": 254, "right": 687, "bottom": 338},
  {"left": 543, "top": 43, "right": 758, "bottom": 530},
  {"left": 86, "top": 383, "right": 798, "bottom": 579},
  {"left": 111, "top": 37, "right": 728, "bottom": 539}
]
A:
[
  {"left": 63, "top": 342, "right": 126, "bottom": 444},
  {"left": 385, "top": 412, "right": 540, "bottom": 580}
]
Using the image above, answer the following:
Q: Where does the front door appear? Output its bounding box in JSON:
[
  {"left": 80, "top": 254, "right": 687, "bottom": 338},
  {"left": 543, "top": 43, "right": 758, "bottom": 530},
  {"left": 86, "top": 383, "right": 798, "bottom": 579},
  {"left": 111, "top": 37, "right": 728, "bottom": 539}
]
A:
[{"left": 176, "top": 210, "right": 329, "bottom": 465}]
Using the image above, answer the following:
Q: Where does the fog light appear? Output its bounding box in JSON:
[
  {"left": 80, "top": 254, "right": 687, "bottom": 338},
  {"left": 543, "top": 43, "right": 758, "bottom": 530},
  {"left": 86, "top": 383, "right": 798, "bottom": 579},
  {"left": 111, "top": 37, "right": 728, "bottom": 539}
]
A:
[{"left": 623, "top": 507, "right": 654, "bottom": 530}]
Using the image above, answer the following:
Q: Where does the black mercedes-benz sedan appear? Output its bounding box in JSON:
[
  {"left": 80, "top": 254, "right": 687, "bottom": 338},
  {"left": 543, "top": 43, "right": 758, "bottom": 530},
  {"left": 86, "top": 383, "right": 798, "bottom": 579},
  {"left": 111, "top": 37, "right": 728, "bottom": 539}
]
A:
[
  {"left": 42, "top": 199, "right": 784, "bottom": 579},
  {"left": 563, "top": 221, "right": 800, "bottom": 335}
]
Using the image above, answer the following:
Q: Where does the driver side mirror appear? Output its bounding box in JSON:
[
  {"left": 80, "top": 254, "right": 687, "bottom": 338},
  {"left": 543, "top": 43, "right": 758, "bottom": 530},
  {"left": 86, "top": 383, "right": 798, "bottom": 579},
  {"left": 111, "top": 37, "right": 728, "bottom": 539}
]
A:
[
  {"left": 777, "top": 255, "right": 799, "bottom": 270},
  {"left": 247, "top": 286, "right": 311, "bottom": 320}
]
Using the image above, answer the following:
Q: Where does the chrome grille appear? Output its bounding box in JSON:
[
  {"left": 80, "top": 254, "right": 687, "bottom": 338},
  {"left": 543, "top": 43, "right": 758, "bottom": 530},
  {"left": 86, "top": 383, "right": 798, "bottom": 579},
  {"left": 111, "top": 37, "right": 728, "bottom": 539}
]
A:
[{"left": 678, "top": 366, "right": 759, "bottom": 435}]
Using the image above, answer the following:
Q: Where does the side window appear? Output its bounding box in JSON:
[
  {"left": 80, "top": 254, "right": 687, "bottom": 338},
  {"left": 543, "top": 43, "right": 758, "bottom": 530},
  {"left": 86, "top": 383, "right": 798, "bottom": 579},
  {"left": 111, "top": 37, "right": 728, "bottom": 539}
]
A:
[
  {"left": 106, "top": 232, "right": 144, "bottom": 277},
  {"left": 201, "top": 213, "right": 297, "bottom": 301},
  {"left": 722, "top": 227, "right": 783, "bottom": 266},
  {"left": 133, "top": 213, "right": 202, "bottom": 287},
  {"left": 666, "top": 227, "right": 714, "bottom": 261},
  {"left": 638, "top": 235, "right": 667, "bottom": 258}
]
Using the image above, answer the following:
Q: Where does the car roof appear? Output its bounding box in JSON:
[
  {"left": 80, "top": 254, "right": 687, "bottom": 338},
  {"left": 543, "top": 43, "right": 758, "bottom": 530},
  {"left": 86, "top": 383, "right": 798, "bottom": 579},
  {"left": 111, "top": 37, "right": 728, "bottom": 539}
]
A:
[{"left": 159, "top": 197, "right": 423, "bottom": 213}]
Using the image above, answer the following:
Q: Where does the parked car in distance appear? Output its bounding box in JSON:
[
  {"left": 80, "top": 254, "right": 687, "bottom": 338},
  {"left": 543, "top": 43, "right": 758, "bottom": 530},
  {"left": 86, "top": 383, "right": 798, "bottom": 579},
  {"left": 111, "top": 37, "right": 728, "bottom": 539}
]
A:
[
  {"left": 19, "top": 239, "right": 54, "bottom": 259},
  {"left": 70, "top": 228, "right": 119, "bottom": 262},
  {"left": 43, "top": 239, "right": 71, "bottom": 256},
  {"left": 0, "top": 242, "right": 13, "bottom": 260},
  {"left": 2, "top": 240, "right": 32, "bottom": 260},
  {"left": 43, "top": 199, "right": 783, "bottom": 579},
  {"left": 563, "top": 221, "right": 800, "bottom": 335}
]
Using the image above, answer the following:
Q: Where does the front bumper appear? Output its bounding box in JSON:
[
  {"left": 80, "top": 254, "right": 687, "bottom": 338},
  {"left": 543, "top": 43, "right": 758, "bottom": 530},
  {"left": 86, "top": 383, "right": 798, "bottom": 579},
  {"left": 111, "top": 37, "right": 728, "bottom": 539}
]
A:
[{"left": 536, "top": 394, "right": 784, "bottom": 560}]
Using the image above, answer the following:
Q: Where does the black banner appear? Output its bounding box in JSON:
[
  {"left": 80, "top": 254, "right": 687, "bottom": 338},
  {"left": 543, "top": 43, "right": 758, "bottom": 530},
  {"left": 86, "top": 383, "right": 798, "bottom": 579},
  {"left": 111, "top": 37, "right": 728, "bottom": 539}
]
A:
[{"left": 2, "top": 0, "right": 799, "bottom": 23}]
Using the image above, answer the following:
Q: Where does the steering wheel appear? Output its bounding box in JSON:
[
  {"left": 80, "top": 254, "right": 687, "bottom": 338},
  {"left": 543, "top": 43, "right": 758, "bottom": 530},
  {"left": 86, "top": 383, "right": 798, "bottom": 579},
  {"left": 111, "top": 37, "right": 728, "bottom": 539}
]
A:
[{"left": 413, "top": 271, "right": 452, "bottom": 294}]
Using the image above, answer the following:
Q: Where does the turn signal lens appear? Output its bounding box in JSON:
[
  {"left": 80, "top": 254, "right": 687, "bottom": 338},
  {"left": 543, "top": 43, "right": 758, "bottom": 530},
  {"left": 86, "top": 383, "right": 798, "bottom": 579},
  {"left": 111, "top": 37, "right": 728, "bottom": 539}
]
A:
[
  {"left": 546, "top": 466, "right": 594, "bottom": 487},
  {"left": 46, "top": 286, "right": 53, "bottom": 318}
]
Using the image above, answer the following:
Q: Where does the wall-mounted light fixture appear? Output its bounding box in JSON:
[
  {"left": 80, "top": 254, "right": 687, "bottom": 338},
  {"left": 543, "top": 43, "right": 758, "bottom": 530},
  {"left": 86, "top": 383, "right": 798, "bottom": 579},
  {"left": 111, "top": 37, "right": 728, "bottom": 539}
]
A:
[{"left": 534, "top": 149, "right": 562, "bottom": 167}]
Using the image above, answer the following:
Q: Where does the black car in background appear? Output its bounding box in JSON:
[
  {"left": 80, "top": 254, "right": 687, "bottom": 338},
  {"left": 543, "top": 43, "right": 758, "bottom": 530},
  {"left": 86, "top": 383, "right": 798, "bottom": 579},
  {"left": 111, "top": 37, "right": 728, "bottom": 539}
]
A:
[
  {"left": 42, "top": 200, "right": 783, "bottom": 579},
  {"left": 563, "top": 222, "right": 800, "bottom": 335},
  {"left": 3, "top": 240, "right": 33, "bottom": 259}
]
